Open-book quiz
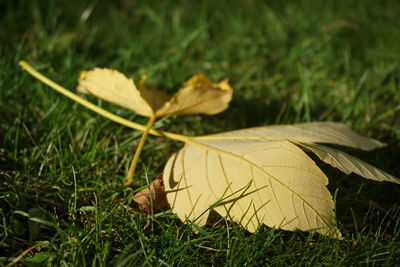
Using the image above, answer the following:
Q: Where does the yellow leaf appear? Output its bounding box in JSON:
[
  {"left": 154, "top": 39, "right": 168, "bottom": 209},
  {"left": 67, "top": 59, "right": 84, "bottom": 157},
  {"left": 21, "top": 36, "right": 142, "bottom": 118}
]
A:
[
  {"left": 164, "top": 137, "right": 342, "bottom": 238},
  {"left": 155, "top": 74, "right": 233, "bottom": 117},
  {"left": 77, "top": 68, "right": 154, "bottom": 117},
  {"left": 163, "top": 123, "right": 399, "bottom": 238},
  {"left": 77, "top": 70, "right": 233, "bottom": 119},
  {"left": 298, "top": 143, "right": 400, "bottom": 184},
  {"left": 77, "top": 68, "right": 232, "bottom": 185},
  {"left": 198, "top": 122, "right": 384, "bottom": 151}
]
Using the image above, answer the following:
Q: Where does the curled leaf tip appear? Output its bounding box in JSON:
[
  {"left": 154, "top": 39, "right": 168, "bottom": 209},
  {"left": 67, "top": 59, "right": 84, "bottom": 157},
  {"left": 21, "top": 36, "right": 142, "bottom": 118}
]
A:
[
  {"left": 218, "top": 79, "right": 232, "bottom": 91},
  {"left": 78, "top": 70, "right": 88, "bottom": 80}
]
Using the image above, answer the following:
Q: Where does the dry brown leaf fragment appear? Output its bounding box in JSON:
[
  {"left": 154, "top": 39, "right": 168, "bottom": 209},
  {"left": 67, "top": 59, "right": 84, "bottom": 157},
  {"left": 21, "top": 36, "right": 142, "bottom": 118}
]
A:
[{"left": 132, "top": 174, "right": 168, "bottom": 214}]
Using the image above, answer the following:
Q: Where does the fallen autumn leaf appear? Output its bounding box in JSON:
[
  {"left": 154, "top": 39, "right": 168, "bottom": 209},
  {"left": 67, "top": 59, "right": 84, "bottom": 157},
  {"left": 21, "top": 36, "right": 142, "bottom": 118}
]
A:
[{"left": 19, "top": 61, "right": 400, "bottom": 238}]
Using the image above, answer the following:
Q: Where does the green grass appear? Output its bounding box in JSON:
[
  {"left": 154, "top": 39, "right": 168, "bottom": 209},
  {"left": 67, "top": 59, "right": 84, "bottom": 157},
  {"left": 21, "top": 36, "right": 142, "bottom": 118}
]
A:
[{"left": 1, "top": 0, "right": 400, "bottom": 265}]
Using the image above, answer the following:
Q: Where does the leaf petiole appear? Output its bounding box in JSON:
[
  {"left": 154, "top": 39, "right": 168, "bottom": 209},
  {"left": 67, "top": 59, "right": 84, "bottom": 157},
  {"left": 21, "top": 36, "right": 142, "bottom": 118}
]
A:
[
  {"left": 18, "top": 61, "right": 189, "bottom": 143},
  {"left": 124, "top": 115, "right": 157, "bottom": 185}
]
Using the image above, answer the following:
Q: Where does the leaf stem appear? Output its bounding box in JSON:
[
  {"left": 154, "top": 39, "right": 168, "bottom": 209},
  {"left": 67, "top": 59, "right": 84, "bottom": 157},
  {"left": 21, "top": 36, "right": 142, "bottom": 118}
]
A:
[
  {"left": 6, "top": 241, "right": 50, "bottom": 267},
  {"left": 123, "top": 115, "right": 156, "bottom": 185},
  {"left": 18, "top": 61, "right": 190, "bottom": 143}
]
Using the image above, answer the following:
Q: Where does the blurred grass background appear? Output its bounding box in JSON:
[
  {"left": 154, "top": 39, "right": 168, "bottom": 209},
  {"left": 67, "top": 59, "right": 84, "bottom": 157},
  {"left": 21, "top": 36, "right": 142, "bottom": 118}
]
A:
[{"left": 1, "top": 0, "right": 400, "bottom": 265}]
